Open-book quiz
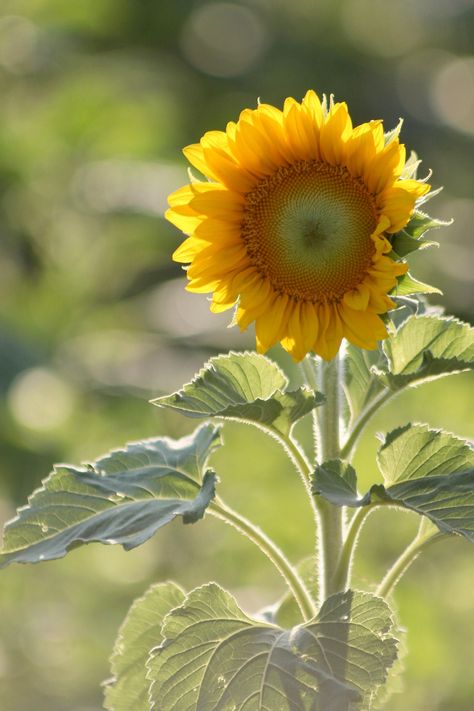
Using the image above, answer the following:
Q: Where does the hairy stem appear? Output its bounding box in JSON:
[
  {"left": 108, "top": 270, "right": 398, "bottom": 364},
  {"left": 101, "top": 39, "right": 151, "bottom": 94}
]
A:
[
  {"left": 314, "top": 354, "right": 344, "bottom": 602},
  {"left": 340, "top": 388, "right": 394, "bottom": 459},
  {"left": 210, "top": 500, "right": 317, "bottom": 621},
  {"left": 332, "top": 506, "right": 374, "bottom": 591},
  {"left": 376, "top": 527, "right": 447, "bottom": 598}
]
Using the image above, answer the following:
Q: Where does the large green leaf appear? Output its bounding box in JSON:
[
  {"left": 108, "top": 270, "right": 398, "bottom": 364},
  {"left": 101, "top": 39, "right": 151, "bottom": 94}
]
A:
[
  {"left": 147, "top": 583, "right": 398, "bottom": 711},
  {"left": 378, "top": 315, "right": 474, "bottom": 390},
  {"left": 314, "top": 426, "right": 474, "bottom": 541},
  {"left": 152, "top": 351, "right": 323, "bottom": 437},
  {"left": 104, "top": 581, "right": 185, "bottom": 711},
  {"left": 377, "top": 423, "right": 474, "bottom": 486},
  {"left": 0, "top": 423, "right": 220, "bottom": 568}
]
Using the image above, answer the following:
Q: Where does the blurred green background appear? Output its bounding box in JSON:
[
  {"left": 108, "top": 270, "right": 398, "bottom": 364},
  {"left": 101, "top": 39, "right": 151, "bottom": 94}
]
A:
[{"left": 0, "top": 1, "right": 473, "bottom": 709}]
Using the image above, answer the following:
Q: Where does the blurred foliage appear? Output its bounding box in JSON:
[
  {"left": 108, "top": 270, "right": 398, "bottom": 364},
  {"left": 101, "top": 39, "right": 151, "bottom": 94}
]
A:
[{"left": 0, "top": 1, "right": 473, "bottom": 709}]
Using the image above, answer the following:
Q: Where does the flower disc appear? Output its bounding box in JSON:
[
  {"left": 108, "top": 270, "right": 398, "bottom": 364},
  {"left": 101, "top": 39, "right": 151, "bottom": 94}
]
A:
[
  {"left": 167, "top": 91, "right": 431, "bottom": 361},
  {"left": 242, "top": 161, "right": 377, "bottom": 303}
]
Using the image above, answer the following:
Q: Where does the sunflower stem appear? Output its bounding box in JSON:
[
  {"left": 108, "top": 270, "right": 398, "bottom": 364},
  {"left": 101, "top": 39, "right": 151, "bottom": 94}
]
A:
[
  {"left": 376, "top": 526, "right": 447, "bottom": 598},
  {"left": 332, "top": 506, "right": 374, "bottom": 591},
  {"left": 210, "top": 500, "right": 316, "bottom": 621},
  {"left": 340, "top": 387, "right": 394, "bottom": 459},
  {"left": 314, "top": 353, "right": 345, "bottom": 603}
]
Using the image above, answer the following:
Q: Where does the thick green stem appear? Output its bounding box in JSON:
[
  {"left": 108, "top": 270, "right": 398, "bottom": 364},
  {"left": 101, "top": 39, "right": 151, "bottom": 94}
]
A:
[
  {"left": 315, "top": 354, "right": 345, "bottom": 602},
  {"left": 209, "top": 500, "right": 316, "bottom": 622},
  {"left": 299, "top": 356, "right": 320, "bottom": 462},
  {"left": 376, "top": 528, "right": 446, "bottom": 598}
]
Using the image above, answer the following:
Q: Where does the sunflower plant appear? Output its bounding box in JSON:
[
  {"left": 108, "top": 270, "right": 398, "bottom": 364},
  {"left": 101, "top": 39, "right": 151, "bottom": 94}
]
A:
[{"left": 1, "top": 92, "right": 474, "bottom": 710}]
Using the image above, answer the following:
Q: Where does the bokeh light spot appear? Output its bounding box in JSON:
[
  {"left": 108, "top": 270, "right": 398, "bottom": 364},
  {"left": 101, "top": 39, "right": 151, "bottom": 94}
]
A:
[
  {"left": 431, "top": 56, "right": 474, "bottom": 135},
  {"left": 8, "top": 367, "right": 75, "bottom": 431},
  {"left": 180, "top": 2, "right": 269, "bottom": 77},
  {"left": 340, "top": 0, "right": 423, "bottom": 58}
]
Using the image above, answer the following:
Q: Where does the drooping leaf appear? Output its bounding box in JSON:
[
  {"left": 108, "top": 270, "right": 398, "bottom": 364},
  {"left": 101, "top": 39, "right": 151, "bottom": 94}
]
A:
[
  {"left": 152, "top": 351, "right": 324, "bottom": 437},
  {"left": 391, "top": 272, "right": 442, "bottom": 297},
  {"left": 316, "top": 425, "right": 474, "bottom": 542},
  {"left": 378, "top": 315, "right": 474, "bottom": 390},
  {"left": 0, "top": 423, "right": 220, "bottom": 568},
  {"left": 104, "top": 582, "right": 185, "bottom": 711},
  {"left": 147, "top": 583, "right": 398, "bottom": 711},
  {"left": 313, "top": 460, "right": 359, "bottom": 507}
]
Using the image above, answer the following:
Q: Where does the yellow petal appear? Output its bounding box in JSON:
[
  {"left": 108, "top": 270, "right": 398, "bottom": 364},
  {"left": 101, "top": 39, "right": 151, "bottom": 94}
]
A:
[
  {"left": 319, "top": 102, "right": 353, "bottom": 165},
  {"left": 255, "top": 294, "right": 290, "bottom": 353},
  {"left": 339, "top": 304, "right": 387, "bottom": 349},
  {"left": 183, "top": 143, "right": 219, "bottom": 181},
  {"left": 314, "top": 303, "right": 344, "bottom": 360},
  {"left": 345, "top": 121, "right": 383, "bottom": 178}
]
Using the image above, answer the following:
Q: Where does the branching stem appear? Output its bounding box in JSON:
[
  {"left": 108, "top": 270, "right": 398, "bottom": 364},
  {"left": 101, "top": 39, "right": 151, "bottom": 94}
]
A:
[
  {"left": 376, "top": 528, "right": 447, "bottom": 598},
  {"left": 333, "top": 506, "right": 374, "bottom": 591},
  {"left": 340, "top": 388, "right": 394, "bottom": 459},
  {"left": 209, "top": 500, "right": 317, "bottom": 622}
]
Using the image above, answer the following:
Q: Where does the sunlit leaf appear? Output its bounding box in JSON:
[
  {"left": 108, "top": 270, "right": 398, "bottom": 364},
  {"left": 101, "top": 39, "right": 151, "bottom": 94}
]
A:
[
  {"left": 316, "top": 426, "right": 474, "bottom": 541},
  {"left": 104, "top": 581, "right": 185, "bottom": 711},
  {"left": 377, "top": 423, "right": 474, "bottom": 485},
  {"left": 152, "top": 351, "right": 323, "bottom": 437},
  {"left": 402, "top": 210, "right": 451, "bottom": 239},
  {"left": 148, "top": 583, "right": 398, "bottom": 711},
  {"left": 390, "top": 231, "right": 438, "bottom": 258},
  {"left": 378, "top": 315, "right": 474, "bottom": 390},
  {"left": 313, "top": 460, "right": 359, "bottom": 507},
  {"left": 0, "top": 423, "right": 220, "bottom": 568},
  {"left": 391, "top": 272, "right": 442, "bottom": 297}
]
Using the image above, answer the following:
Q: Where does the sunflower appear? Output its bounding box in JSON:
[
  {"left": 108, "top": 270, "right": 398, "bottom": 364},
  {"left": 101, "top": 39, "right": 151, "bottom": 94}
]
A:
[{"left": 166, "top": 91, "right": 430, "bottom": 361}]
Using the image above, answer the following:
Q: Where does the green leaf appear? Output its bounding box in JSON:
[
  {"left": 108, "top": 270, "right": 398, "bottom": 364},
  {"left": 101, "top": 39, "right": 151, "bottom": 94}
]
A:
[
  {"left": 378, "top": 315, "right": 474, "bottom": 390},
  {"left": 152, "top": 351, "right": 323, "bottom": 437},
  {"left": 0, "top": 423, "right": 220, "bottom": 568},
  {"left": 104, "top": 581, "right": 185, "bottom": 711},
  {"left": 391, "top": 272, "right": 442, "bottom": 297},
  {"left": 402, "top": 210, "right": 451, "bottom": 239},
  {"left": 390, "top": 231, "right": 438, "bottom": 258},
  {"left": 317, "top": 425, "right": 474, "bottom": 542},
  {"left": 313, "top": 460, "right": 359, "bottom": 507},
  {"left": 148, "top": 583, "right": 398, "bottom": 711},
  {"left": 377, "top": 423, "right": 474, "bottom": 486}
]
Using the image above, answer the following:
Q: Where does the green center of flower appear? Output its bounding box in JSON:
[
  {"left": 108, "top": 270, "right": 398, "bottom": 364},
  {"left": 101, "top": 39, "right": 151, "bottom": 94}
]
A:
[{"left": 241, "top": 160, "right": 377, "bottom": 302}]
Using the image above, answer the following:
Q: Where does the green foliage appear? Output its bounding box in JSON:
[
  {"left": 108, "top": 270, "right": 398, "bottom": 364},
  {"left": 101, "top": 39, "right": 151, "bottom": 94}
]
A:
[
  {"left": 391, "top": 272, "right": 442, "bottom": 297},
  {"left": 147, "top": 583, "right": 398, "bottom": 711},
  {"left": 315, "top": 425, "right": 474, "bottom": 541},
  {"left": 343, "top": 313, "right": 474, "bottom": 434},
  {"left": 0, "top": 424, "right": 220, "bottom": 567},
  {"left": 379, "top": 316, "right": 474, "bottom": 390},
  {"left": 104, "top": 582, "right": 185, "bottom": 711},
  {"left": 153, "top": 351, "right": 324, "bottom": 437},
  {"left": 313, "top": 460, "right": 359, "bottom": 507}
]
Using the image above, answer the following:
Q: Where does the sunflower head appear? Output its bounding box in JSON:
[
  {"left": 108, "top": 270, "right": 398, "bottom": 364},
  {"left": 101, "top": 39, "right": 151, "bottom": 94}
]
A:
[{"left": 166, "top": 91, "right": 435, "bottom": 361}]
